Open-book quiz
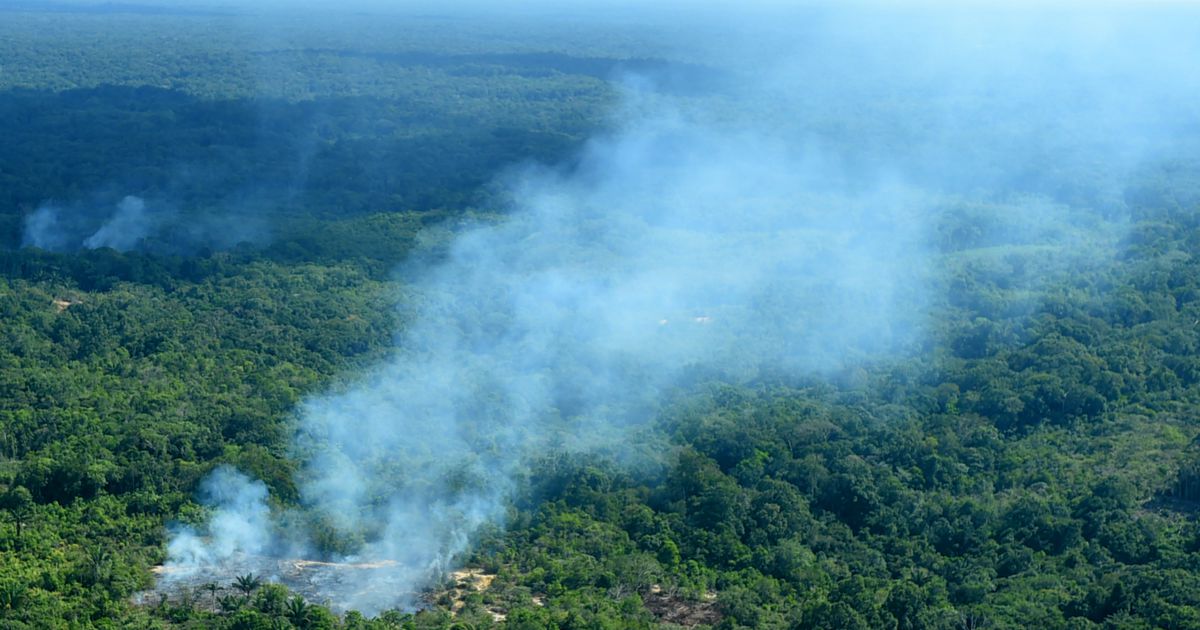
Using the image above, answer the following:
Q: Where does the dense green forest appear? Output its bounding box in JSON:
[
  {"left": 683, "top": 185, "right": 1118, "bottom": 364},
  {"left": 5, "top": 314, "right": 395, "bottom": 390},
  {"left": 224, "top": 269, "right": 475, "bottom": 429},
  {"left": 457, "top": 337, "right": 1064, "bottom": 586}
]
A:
[{"left": 3, "top": 2, "right": 1200, "bottom": 629}]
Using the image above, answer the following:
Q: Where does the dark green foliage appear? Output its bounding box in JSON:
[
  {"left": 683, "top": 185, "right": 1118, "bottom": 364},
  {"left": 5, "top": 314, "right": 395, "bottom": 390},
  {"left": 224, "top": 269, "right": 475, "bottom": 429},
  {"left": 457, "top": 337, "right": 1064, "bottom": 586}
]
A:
[{"left": 2, "top": 5, "right": 1200, "bottom": 630}]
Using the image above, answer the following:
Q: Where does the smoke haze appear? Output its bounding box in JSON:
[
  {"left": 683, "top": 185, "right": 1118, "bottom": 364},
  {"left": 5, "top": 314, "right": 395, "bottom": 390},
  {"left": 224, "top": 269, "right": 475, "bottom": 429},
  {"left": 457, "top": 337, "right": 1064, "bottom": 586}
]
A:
[
  {"left": 21, "top": 194, "right": 267, "bottom": 254},
  {"left": 160, "top": 2, "right": 1200, "bottom": 615},
  {"left": 166, "top": 467, "right": 275, "bottom": 571},
  {"left": 82, "top": 196, "right": 154, "bottom": 251}
]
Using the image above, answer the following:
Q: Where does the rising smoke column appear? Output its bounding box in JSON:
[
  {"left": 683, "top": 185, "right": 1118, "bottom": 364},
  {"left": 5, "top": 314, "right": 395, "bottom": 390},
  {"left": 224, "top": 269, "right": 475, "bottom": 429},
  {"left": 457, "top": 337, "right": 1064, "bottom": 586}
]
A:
[
  {"left": 20, "top": 203, "right": 71, "bottom": 252},
  {"left": 166, "top": 467, "right": 275, "bottom": 571},
  {"left": 160, "top": 90, "right": 932, "bottom": 615},
  {"left": 22, "top": 196, "right": 158, "bottom": 252},
  {"left": 161, "top": 3, "right": 1200, "bottom": 615},
  {"left": 83, "top": 196, "right": 155, "bottom": 251},
  {"left": 20, "top": 194, "right": 267, "bottom": 254},
  {"left": 292, "top": 106, "right": 928, "bottom": 613}
]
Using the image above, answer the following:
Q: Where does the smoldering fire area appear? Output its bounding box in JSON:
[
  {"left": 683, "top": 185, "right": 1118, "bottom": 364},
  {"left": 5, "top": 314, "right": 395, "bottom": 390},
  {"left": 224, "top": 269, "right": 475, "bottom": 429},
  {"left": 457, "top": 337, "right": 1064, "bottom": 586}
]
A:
[{"left": 149, "top": 2, "right": 1200, "bottom": 618}]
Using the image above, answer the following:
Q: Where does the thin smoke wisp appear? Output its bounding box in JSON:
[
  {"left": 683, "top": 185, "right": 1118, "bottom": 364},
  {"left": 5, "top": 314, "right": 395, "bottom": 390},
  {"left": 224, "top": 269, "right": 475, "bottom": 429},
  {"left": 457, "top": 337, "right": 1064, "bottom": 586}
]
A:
[{"left": 20, "top": 194, "right": 267, "bottom": 254}]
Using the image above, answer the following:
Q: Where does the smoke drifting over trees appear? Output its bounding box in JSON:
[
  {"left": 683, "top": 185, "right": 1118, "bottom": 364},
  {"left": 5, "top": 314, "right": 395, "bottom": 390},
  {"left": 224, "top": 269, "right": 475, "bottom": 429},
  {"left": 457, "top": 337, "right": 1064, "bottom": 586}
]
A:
[
  {"left": 163, "top": 82, "right": 934, "bottom": 613},
  {"left": 21, "top": 194, "right": 266, "bottom": 254},
  {"left": 23, "top": 196, "right": 157, "bottom": 253},
  {"left": 159, "top": 2, "right": 1200, "bottom": 616}
]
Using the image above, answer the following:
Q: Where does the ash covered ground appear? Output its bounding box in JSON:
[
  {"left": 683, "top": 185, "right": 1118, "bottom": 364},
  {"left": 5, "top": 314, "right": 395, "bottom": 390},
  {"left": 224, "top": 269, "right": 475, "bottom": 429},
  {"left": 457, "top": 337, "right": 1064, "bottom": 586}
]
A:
[{"left": 135, "top": 554, "right": 421, "bottom": 613}]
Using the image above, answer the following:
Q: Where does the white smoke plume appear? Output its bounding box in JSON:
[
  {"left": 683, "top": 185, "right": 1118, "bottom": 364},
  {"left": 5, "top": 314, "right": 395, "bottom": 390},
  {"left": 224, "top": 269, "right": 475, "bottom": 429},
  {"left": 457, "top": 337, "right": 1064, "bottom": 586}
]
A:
[
  {"left": 83, "top": 195, "right": 155, "bottom": 251},
  {"left": 160, "top": 96, "right": 932, "bottom": 613},
  {"left": 161, "top": 3, "right": 1200, "bottom": 616},
  {"left": 20, "top": 204, "right": 71, "bottom": 252},
  {"left": 164, "top": 466, "right": 274, "bottom": 574},
  {"left": 20, "top": 194, "right": 266, "bottom": 254},
  {"left": 23, "top": 195, "right": 159, "bottom": 253}
]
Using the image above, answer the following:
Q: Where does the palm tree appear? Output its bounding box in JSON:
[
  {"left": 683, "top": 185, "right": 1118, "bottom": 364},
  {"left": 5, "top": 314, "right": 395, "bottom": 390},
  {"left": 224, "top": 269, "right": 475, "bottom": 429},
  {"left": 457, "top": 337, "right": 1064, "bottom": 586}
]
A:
[
  {"left": 2, "top": 486, "right": 33, "bottom": 544},
  {"left": 286, "top": 596, "right": 309, "bottom": 628},
  {"left": 203, "top": 582, "right": 221, "bottom": 611},
  {"left": 0, "top": 580, "right": 27, "bottom": 611},
  {"left": 218, "top": 594, "right": 248, "bottom": 613},
  {"left": 85, "top": 547, "right": 113, "bottom": 587},
  {"left": 232, "top": 572, "right": 262, "bottom": 596}
]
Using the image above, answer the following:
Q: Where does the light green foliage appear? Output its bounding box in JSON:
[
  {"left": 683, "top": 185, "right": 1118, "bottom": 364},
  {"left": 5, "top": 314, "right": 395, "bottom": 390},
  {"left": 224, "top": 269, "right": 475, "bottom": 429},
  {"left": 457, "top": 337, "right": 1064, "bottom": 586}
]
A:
[{"left": 2, "top": 5, "right": 1200, "bottom": 630}]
